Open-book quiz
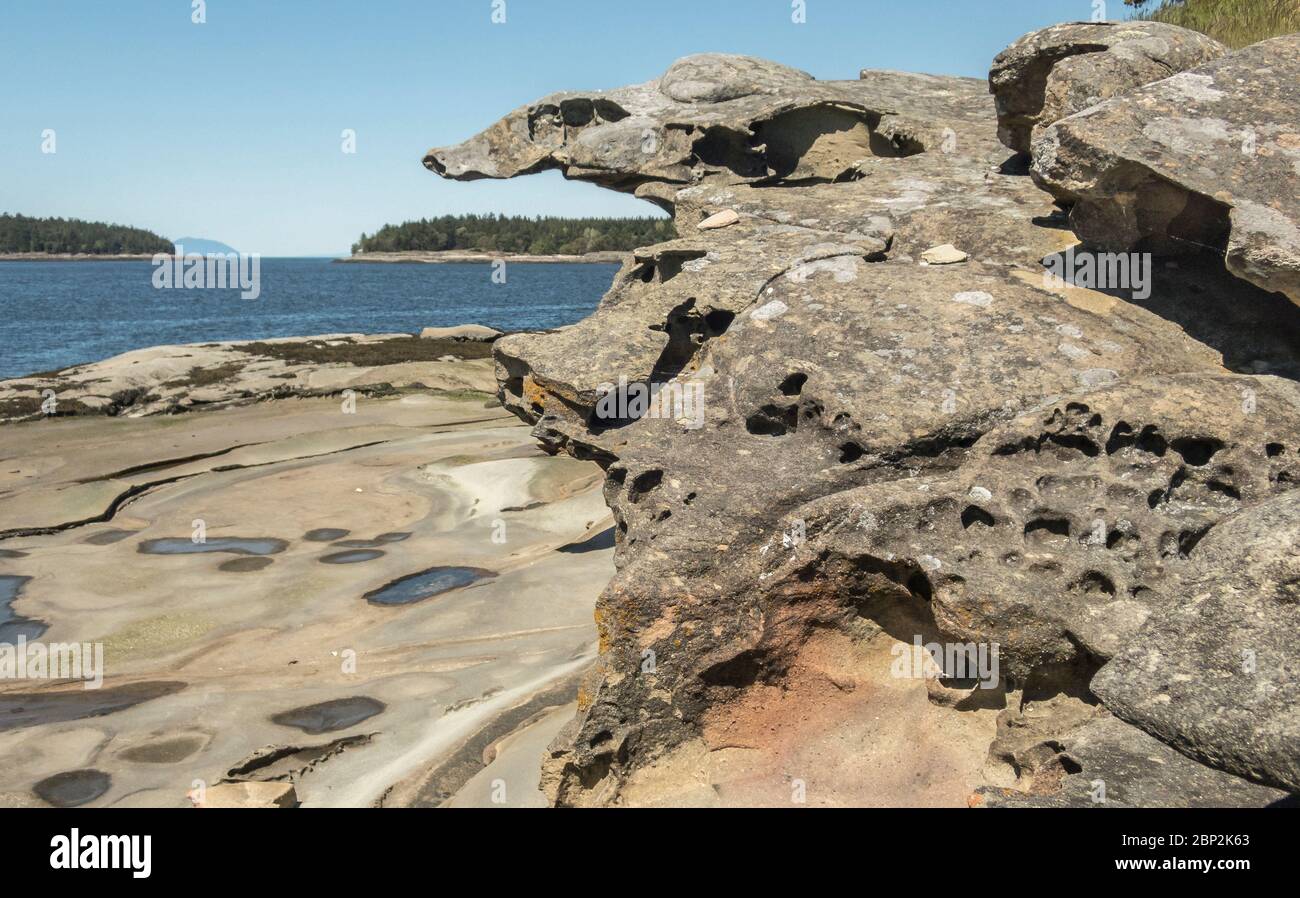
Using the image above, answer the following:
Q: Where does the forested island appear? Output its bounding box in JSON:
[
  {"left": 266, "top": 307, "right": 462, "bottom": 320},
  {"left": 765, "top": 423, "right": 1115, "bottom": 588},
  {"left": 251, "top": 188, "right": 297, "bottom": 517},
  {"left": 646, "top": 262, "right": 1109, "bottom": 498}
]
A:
[
  {"left": 351, "top": 214, "right": 675, "bottom": 256},
  {"left": 0, "top": 213, "right": 173, "bottom": 255}
]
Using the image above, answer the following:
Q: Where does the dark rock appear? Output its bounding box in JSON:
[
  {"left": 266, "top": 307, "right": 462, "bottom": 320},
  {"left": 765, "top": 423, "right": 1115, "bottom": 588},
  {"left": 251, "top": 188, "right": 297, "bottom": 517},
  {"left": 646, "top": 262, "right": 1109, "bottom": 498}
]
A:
[
  {"left": 269, "top": 697, "right": 386, "bottom": 735},
  {"left": 33, "top": 769, "right": 112, "bottom": 807}
]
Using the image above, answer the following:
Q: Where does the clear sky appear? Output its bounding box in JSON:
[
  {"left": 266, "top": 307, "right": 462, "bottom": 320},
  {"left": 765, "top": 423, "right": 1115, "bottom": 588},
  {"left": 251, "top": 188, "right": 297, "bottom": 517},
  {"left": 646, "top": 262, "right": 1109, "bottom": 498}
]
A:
[{"left": 1, "top": 0, "right": 1113, "bottom": 255}]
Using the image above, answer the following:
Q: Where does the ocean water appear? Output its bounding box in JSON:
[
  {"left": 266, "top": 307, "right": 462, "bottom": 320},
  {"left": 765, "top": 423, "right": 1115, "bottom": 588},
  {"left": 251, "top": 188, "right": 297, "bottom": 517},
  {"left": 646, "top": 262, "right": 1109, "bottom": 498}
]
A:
[{"left": 0, "top": 258, "right": 618, "bottom": 379}]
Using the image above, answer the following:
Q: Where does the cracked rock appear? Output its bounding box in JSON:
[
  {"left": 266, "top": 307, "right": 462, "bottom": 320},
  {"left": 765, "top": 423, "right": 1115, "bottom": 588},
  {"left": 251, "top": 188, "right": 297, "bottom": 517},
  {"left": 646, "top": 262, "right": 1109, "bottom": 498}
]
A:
[
  {"left": 1031, "top": 34, "right": 1300, "bottom": 307},
  {"left": 1093, "top": 489, "right": 1300, "bottom": 793},
  {"left": 989, "top": 21, "right": 1227, "bottom": 155}
]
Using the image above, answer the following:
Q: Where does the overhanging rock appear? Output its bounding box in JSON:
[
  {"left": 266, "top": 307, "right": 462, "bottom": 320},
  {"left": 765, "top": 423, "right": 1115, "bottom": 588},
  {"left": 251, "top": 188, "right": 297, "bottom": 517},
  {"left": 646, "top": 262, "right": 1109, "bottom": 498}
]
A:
[{"left": 1031, "top": 35, "right": 1300, "bottom": 308}]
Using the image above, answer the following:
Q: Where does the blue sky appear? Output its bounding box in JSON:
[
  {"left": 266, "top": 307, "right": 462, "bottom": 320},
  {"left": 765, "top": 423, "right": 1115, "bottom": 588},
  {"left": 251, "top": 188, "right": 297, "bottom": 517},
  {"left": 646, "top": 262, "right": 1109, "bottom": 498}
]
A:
[{"left": 1, "top": 0, "right": 1113, "bottom": 255}]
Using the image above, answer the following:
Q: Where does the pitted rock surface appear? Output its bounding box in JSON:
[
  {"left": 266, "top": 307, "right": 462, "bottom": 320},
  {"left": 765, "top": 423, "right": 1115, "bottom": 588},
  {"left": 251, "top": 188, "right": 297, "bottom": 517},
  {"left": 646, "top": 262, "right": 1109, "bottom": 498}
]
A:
[
  {"left": 428, "top": 49, "right": 1300, "bottom": 806},
  {"left": 1093, "top": 488, "right": 1300, "bottom": 793},
  {"left": 425, "top": 58, "right": 994, "bottom": 210},
  {"left": 980, "top": 714, "right": 1294, "bottom": 808}
]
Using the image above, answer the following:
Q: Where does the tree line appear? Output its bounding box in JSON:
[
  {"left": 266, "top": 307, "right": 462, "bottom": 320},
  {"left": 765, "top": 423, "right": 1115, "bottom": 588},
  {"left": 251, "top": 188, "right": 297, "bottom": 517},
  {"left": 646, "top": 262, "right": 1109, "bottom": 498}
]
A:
[
  {"left": 352, "top": 214, "right": 676, "bottom": 256},
  {"left": 0, "top": 213, "right": 173, "bottom": 255}
]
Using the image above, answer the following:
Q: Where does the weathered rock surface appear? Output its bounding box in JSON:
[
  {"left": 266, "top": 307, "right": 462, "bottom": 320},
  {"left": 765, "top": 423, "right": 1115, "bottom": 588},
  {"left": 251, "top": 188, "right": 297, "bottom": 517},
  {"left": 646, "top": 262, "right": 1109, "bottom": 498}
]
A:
[
  {"left": 192, "top": 781, "right": 299, "bottom": 808},
  {"left": 990, "top": 21, "right": 1226, "bottom": 155},
  {"left": 418, "top": 324, "right": 502, "bottom": 342},
  {"left": 0, "top": 383, "right": 611, "bottom": 808},
  {"left": 980, "top": 714, "right": 1294, "bottom": 808},
  {"left": 0, "top": 332, "right": 496, "bottom": 424},
  {"left": 1032, "top": 35, "right": 1300, "bottom": 307},
  {"left": 1093, "top": 489, "right": 1300, "bottom": 792},
  {"left": 425, "top": 55, "right": 993, "bottom": 209},
  {"left": 428, "top": 50, "right": 1300, "bottom": 807}
]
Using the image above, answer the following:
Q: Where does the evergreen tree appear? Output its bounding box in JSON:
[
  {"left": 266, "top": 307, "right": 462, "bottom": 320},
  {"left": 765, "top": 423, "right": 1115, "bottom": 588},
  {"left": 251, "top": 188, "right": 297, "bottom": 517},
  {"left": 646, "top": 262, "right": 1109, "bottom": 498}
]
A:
[
  {"left": 353, "top": 214, "right": 675, "bottom": 255},
  {"left": 0, "top": 213, "right": 172, "bottom": 255}
]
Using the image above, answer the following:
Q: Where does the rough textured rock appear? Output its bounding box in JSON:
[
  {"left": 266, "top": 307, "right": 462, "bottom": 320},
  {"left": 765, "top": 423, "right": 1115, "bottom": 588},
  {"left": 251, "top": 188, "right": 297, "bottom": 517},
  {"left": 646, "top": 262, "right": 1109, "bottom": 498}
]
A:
[
  {"left": 1032, "top": 35, "right": 1300, "bottom": 307},
  {"left": 425, "top": 55, "right": 991, "bottom": 209},
  {"left": 979, "top": 714, "right": 1294, "bottom": 808},
  {"left": 428, "top": 52, "right": 1300, "bottom": 807},
  {"left": 191, "top": 781, "right": 298, "bottom": 808},
  {"left": 1093, "top": 489, "right": 1300, "bottom": 792},
  {"left": 990, "top": 21, "right": 1227, "bottom": 155},
  {"left": 0, "top": 332, "right": 496, "bottom": 424},
  {"left": 419, "top": 324, "right": 502, "bottom": 342},
  {"left": 773, "top": 374, "right": 1300, "bottom": 678}
]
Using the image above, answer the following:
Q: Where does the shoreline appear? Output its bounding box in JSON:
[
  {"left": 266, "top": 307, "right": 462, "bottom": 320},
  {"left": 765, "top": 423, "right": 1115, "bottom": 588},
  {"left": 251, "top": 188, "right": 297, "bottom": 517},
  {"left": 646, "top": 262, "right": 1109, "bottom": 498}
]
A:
[
  {"left": 335, "top": 250, "right": 625, "bottom": 264},
  {"left": 0, "top": 330, "right": 502, "bottom": 424},
  {"left": 0, "top": 346, "right": 610, "bottom": 809},
  {"left": 0, "top": 252, "right": 164, "bottom": 262},
  {"left": 0, "top": 250, "right": 629, "bottom": 264}
]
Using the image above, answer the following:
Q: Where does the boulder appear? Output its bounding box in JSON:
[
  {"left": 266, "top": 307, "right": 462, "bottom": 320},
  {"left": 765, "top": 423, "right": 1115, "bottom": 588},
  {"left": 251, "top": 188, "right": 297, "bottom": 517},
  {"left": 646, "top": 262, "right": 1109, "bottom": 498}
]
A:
[
  {"left": 1032, "top": 35, "right": 1300, "bottom": 307},
  {"left": 1093, "top": 489, "right": 1300, "bottom": 792},
  {"left": 989, "top": 21, "right": 1226, "bottom": 155}
]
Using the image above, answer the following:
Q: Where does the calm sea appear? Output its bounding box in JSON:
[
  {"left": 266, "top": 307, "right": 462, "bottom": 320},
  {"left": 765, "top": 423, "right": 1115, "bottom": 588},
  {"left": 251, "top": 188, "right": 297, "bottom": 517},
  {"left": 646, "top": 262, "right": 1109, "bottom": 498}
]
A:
[{"left": 0, "top": 258, "right": 617, "bottom": 379}]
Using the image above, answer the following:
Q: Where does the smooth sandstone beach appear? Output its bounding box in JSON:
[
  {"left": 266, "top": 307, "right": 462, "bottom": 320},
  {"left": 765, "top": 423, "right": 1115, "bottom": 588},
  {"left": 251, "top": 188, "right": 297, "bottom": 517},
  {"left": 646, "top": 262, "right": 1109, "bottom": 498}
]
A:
[{"left": 0, "top": 345, "right": 612, "bottom": 807}]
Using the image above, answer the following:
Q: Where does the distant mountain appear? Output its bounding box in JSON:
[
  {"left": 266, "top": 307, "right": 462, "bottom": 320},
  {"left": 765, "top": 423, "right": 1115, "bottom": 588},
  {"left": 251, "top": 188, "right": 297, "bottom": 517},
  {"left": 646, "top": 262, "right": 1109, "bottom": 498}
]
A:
[{"left": 173, "top": 237, "right": 240, "bottom": 256}]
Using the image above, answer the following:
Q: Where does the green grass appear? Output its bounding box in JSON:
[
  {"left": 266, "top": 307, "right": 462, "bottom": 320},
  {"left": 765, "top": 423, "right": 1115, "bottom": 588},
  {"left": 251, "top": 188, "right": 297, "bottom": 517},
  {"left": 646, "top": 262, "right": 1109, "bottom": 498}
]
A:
[{"left": 1128, "top": 0, "right": 1300, "bottom": 48}]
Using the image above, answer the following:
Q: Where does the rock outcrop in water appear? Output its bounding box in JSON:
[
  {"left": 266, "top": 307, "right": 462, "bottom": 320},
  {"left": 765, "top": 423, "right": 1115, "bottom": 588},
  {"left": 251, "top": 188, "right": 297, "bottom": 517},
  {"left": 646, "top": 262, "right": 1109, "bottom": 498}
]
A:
[
  {"left": 0, "top": 333, "right": 495, "bottom": 424},
  {"left": 426, "top": 37, "right": 1300, "bottom": 807}
]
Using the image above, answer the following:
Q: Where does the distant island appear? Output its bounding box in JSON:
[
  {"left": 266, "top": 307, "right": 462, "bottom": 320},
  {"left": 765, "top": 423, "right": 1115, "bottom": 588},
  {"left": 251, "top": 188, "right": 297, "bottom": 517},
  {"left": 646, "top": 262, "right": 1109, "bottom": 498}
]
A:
[
  {"left": 350, "top": 214, "right": 674, "bottom": 257},
  {"left": 0, "top": 212, "right": 172, "bottom": 256},
  {"left": 173, "top": 237, "right": 240, "bottom": 256}
]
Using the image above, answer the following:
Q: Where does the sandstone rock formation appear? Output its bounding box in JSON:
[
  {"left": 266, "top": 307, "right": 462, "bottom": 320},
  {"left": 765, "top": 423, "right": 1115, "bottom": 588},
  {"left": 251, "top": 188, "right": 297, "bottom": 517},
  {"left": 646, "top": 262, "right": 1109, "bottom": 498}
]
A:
[
  {"left": 990, "top": 21, "right": 1227, "bottom": 155},
  {"left": 418, "top": 324, "right": 502, "bottom": 342},
  {"left": 0, "top": 332, "right": 496, "bottom": 424},
  {"left": 1093, "top": 489, "right": 1300, "bottom": 793},
  {"left": 191, "top": 781, "right": 298, "bottom": 809},
  {"left": 425, "top": 53, "right": 981, "bottom": 209},
  {"left": 1032, "top": 34, "right": 1300, "bottom": 307},
  {"left": 426, "top": 45, "right": 1299, "bottom": 807}
]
